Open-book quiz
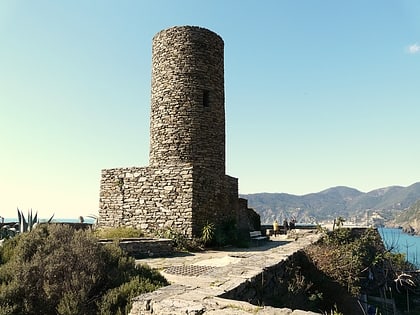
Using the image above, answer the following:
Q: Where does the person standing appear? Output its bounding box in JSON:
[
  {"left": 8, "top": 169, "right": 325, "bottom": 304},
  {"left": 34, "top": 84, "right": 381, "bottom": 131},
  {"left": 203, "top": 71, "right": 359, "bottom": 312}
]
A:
[
  {"left": 290, "top": 218, "right": 296, "bottom": 230},
  {"left": 283, "top": 219, "right": 289, "bottom": 234},
  {"left": 273, "top": 219, "right": 279, "bottom": 236}
]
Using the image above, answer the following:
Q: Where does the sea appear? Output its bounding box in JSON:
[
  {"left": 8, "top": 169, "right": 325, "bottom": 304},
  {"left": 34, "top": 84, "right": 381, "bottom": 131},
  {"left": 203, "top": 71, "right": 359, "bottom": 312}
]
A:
[
  {"left": 2, "top": 218, "right": 95, "bottom": 224},
  {"left": 378, "top": 227, "right": 420, "bottom": 268}
]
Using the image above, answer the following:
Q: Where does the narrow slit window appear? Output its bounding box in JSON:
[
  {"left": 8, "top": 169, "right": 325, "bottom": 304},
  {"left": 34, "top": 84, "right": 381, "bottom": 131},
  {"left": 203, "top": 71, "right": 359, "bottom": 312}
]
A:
[{"left": 203, "top": 90, "right": 210, "bottom": 107}]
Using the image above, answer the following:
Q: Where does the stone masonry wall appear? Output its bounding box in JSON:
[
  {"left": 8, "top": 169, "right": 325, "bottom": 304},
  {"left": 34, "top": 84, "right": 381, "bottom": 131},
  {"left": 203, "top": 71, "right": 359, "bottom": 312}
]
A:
[
  {"left": 98, "top": 165, "right": 194, "bottom": 236},
  {"left": 98, "top": 165, "right": 239, "bottom": 238},
  {"left": 98, "top": 26, "right": 257, "bottom": 239},
  {"left": 98, "top": 238, "right": 174, "bottom": 259},
  {"left": 191, "top": 171, "right": 238, "bottom": 236},
  {"left": 150, "top": 26, "right": 225, "bottom": 176}
]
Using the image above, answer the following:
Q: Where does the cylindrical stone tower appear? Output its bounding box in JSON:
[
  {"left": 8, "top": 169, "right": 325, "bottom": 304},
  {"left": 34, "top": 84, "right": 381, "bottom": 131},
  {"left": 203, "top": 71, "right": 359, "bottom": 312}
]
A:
[{"left": 149, "top": 26, "right": 225, "bottom": 176}]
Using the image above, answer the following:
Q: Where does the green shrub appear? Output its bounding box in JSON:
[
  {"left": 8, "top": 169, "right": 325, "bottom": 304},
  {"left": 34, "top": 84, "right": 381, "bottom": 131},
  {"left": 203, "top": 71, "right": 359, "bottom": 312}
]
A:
[
  {"left": 307, "top": 228, "right": 383, "bottom": 296},
  {"left": 0, "top": 224, "right": 168, "bottom": 315},
  {"left": 98, "top": 272, "right": 165, "bottom": 315},
  {"left": 94, "top": 227, "right": 144, "bottom": 239},
  {"left": 201, "top": 222, "right": 215, "bottom": 245},
  {"left": 156, "top": 227, "right": 203, "bottom": 252},
  {"left": 0, "top": 236, "right": 20, "bottom": 265},
  {"left": 201, "top": 219, "right": 239, "bottom": 248}
]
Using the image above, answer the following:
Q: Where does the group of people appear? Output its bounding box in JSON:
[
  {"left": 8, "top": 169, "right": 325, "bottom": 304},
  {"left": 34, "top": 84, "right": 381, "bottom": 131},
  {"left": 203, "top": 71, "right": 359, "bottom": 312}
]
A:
[{"left": 272, "top": 218, "right": 296, "bottom": 236}]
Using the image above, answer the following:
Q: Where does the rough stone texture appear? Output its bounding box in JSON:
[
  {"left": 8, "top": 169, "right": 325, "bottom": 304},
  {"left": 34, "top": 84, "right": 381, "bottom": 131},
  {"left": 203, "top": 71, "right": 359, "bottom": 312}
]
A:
[
  {"left": 99, "top": 165, "right": 195, "bottom": 235},
  {"left": 98, "top": 26, "right": 258, "bottom": 237},
  {"left": 98, "top": 238, "right": 174, "bottom": 258},
  {"left": 150, "top": 26, "right": 225, "bottom": 175},
  {"left": 238, "top": 198, "right": 261, "bottom": 232}
]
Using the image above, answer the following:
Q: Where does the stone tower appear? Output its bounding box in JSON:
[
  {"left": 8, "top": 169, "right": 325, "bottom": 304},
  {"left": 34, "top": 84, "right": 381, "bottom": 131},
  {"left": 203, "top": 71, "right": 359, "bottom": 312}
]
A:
[
  {"left": 98, "top": 26, "right": 259, "bottom": 238},
  {"left": 150, "top": 26, "right": 225, "bottom": 176}
]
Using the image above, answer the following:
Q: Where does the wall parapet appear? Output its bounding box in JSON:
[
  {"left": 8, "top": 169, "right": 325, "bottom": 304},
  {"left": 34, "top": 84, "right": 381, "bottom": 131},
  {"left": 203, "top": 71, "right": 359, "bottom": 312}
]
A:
[
  {"left": 129, "top": 231, "right": 322, "bottom": 314},
  {"left": 98, "top": 238, "right": 174, "bottom": 258}
]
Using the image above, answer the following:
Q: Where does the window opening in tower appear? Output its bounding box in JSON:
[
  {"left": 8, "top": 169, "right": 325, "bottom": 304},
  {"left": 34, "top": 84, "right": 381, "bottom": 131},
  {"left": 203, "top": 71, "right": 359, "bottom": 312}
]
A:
[{"left": 203, "top": 90, "right": 210, "bottom": 107}]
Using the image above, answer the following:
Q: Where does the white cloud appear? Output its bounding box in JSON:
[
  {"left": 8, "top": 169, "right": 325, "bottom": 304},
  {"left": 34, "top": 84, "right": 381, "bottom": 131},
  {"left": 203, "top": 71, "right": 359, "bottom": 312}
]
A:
[{"left": 407, "top": 43, "right": 420, "bottom": 54}]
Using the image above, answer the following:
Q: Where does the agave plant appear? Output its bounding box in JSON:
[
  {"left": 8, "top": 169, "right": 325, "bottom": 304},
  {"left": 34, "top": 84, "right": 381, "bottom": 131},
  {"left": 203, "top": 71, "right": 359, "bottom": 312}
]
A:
[
  {"left": 0, "top": 224, "right": 18, "bottom": 240},
  {"left": 17, "top": 208, "right": 38, "bottom": 233},
  {"left": 17, "top": 208, "right": 54, "bottom": 233}
]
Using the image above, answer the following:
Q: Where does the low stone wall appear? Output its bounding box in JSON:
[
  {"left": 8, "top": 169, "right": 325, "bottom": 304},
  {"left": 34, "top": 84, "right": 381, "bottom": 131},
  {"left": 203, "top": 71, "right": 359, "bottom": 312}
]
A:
[
  {"left": 99, "top": 238, "right": 173, "bottom": 259},
  {"left": 129, "top": 231, "right": 323, "bottom": 314},
  {"left": 219, "top": 253, "right": 295, "bottom": 305}
]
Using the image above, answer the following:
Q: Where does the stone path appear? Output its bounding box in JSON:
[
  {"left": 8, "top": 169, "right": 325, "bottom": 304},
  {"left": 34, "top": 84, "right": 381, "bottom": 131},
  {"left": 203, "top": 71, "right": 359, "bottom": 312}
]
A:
[
  {"left": 130, "top": 230, "right": 322, "bottom": 315},
  {"left": 164, "top": 265, "right": 217, "bottom": 277}
]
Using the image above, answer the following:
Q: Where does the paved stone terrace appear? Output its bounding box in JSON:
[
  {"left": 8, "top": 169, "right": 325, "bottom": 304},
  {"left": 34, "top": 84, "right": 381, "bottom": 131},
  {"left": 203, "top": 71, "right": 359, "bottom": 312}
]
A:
[{"left": 130, "top": 230, "right": 323, "bottom": 315}]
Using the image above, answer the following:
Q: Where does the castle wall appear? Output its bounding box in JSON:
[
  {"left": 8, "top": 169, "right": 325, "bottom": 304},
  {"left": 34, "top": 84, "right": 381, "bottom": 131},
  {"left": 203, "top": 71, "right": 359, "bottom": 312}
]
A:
[
  {"left": 98, "top": 165, "right": 239, "bottom": 238},
  {"left": 98, "top": 26, "right": 259, "bottom": 238},
  {"left": 191, "top": 172, "right": 238, "bottom": 236},
  {"left": 98, "top": 165, "right": 194, "bottom": 236}
]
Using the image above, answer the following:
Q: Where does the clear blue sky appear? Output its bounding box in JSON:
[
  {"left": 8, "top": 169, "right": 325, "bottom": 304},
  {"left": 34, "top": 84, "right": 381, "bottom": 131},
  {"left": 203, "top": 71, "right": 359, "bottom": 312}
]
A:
[{"left": 1, "top": 1, "right": 420, "bottom": 219}]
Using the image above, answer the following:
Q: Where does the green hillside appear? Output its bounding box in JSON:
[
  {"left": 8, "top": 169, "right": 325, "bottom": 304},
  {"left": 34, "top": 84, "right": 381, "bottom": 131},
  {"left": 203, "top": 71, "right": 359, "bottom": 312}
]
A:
[
  {"left": 241, "top": 182, "right": 420, "bottom": 225},
  {"left": 394, "top": 200, "right": 420, "bottom": 224}
]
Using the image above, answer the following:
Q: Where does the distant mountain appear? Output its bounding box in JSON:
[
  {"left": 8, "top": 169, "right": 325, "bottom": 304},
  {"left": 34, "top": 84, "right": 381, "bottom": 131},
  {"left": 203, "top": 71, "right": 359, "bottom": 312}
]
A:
[
  {"left": 240, "top": 182, "right": 420, "bottom": 224},
  {"left": 393, "top": 199, "right": 420, "bottom": 235}
]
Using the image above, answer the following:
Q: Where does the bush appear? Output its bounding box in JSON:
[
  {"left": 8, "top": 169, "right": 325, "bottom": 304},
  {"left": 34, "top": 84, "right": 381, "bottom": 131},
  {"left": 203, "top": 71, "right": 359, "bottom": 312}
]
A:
[
  {"left": 94, "top": 227, "right": 144, "bottom": 239},
  {"left": 98, "top": 273, "right": 165, "bottom": 315},
  {"left": 201, "top": 222, "right": 215, "bottom": 246},
  {"left": 0, "top": 224, "right": 168, "bottom": 315},
  {"left": 0, "top": 236, "right": 19, "bottom": 265},
  {"left": 156, "top": 227, "right": 203, "bottom": 252},
  {"left": 307, "top": 228, "right": 383, "bottom": 296},
  {"left": 200, "top": 219, "right": 239, "bottom": 248}
]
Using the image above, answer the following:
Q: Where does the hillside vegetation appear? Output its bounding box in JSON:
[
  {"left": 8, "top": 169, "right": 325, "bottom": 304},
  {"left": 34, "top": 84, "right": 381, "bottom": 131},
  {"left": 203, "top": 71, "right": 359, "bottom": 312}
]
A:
[
  {"left": 0, "top": 224, "right": 168, "bottom": 315},
  {"left": 393, "top": 199, "right": 420, "bottom": 234},
  {"left": 263, "top": 228, "right": 420, "bottom": 314},
  {"left": 241, "top": 182, "right": 420, "bottom": 224}
]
